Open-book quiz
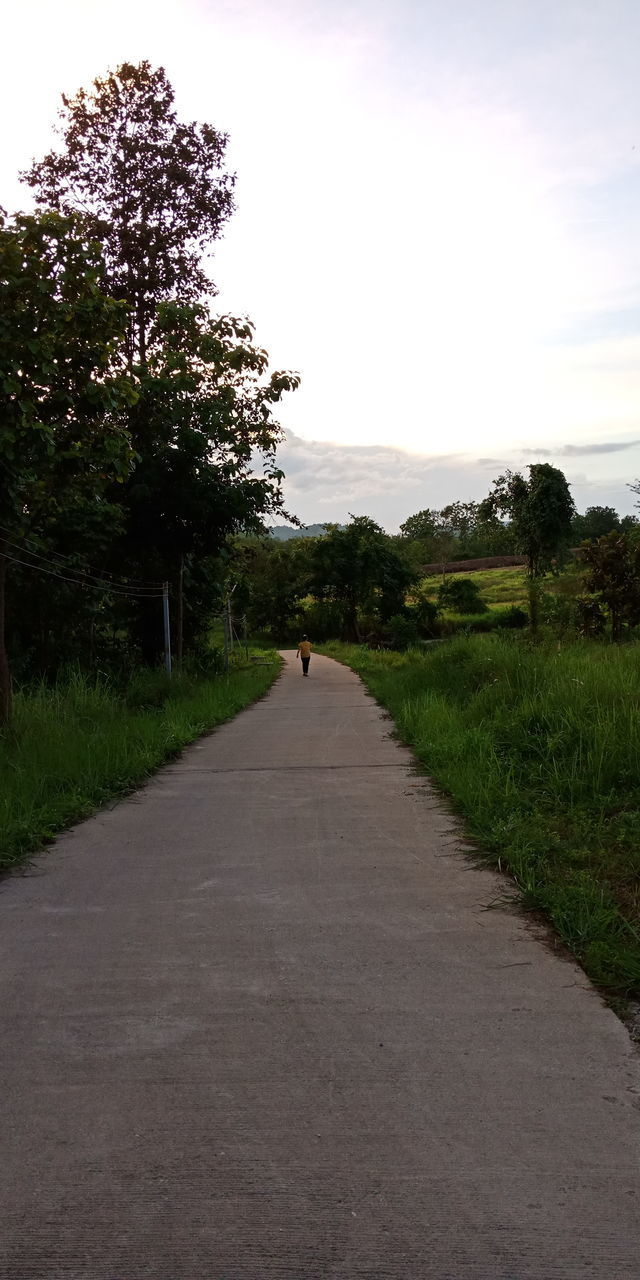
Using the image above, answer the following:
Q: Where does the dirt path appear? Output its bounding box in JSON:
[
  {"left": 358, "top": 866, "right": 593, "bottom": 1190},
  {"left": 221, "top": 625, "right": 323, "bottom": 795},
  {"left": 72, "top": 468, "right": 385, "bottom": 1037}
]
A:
[{"left": 1, "top": 652, "right": 639, "bottom": 1279}]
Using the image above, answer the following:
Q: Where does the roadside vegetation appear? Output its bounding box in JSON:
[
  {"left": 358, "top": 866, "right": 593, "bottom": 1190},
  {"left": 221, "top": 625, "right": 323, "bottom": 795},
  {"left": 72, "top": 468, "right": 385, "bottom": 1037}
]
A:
[
  {"left": 322, "top": 635, "right": 640, "bottom": 998},
  {"left": 0, "top": 653, "right": 279, "bottom": 871}
]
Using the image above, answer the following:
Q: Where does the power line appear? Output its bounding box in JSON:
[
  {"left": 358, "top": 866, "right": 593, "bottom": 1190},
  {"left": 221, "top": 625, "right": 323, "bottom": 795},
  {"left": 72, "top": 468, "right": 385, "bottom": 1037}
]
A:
[
  {"left": 2, "top": 550, "right": 164, "bottom": 599},
  {"left": 0, "top": 522, "right": 164, "bottom": 589},
  {"left": 1, "top": 537, "right": 163, "bottom": 594}
]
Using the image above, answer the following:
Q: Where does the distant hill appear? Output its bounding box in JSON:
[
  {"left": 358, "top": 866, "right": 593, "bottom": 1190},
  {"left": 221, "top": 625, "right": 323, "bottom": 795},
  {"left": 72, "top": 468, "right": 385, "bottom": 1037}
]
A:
[{"left": 269, "top": 523, "right": 340, "bottom": 541}]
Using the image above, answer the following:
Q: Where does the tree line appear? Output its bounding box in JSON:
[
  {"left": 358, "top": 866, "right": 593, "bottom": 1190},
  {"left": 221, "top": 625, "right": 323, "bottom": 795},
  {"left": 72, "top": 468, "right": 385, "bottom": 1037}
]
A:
[
  {"left": 230, "top": 465, "right": 640, "bottom": 644},
  {"left": 0, "top": 62, "right": 299, "bottom": 721}
]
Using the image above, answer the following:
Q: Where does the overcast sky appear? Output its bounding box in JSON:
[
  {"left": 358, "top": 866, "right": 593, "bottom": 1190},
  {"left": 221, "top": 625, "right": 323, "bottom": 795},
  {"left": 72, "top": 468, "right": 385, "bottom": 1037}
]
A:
[{"left": 3, "top": 0, "right": 640, "bottom": 528}]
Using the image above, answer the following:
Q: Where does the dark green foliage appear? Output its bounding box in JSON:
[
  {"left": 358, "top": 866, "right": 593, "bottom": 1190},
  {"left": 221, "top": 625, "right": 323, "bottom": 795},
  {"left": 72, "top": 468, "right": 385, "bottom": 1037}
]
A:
[
  {"left": 576, "top": 596, "right": 607, "bottom": 638},
  {"left": 413, "top": 595, "right": 440, "bottom": 633},
  {"left": 581, "top": 531, "right": 640, "bottom": 640},
  {"left": 233, "top": 536, "right": 313, "bottom": 640},
  {"left": 0, "top": 210, "right": 136, "bottom": 719},
  {"left": 296, "top": 600, "right": 345, "bottom": 642},
  {"left": 399, "top": 501, "right": 515, "bottom": 565},
  {"left": 386, "top": 614, "right": 419, "bottom": 650},
  {"left": 571, "top": 505, "right": 620, "bottom": 543},
  {"left": 481, "top": 463, "right": 576, "bottom": 578},
  {"left": 4, "top": 63, "right": 299, "bottom": 691},
  {"left": 497, "top": 605, "right": 528, "bottom": 629},
  {"left": 108, "top": 304, "right": 299, "bottom": 659},
  {"left": 438, "top": 576, "right": 487, "bottom": 614},
  {"left": 310, "top": 515, "right": 416, "bottom": 641}
]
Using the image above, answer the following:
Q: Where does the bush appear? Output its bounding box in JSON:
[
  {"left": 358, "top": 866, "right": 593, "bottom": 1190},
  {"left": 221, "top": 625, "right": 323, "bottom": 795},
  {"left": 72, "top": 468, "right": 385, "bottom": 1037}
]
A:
[
  {"left": 496, "top": 605, "right": 528, "bottom": 629},
  {"left": 577, "top": 596, "right": 606, "bottom": 638},
  {"left": 386, "top": 614, "right": 419, "bottom": 650},
  {"left": 438, "top": 577, "right": 488, "bottom": 614},
  {"left": 414, "top": 597, "right": 440, "bottom": 635}
]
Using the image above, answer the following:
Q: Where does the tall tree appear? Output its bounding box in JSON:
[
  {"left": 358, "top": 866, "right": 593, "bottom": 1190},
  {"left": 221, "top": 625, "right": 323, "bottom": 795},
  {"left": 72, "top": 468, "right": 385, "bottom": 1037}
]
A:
[
  {"left": 0, "top": 211, "right": 135, "bottom": 720},
  {"left": 480, "top": 464, "right": 575, "bottom": 633},
  {"left": 480, "top": 464, "right": 575, "bottom": 578},
  {"left": 110, "top": 303, "right": 299, "bottom": 659},
  {"left": 23, "top": 61, "right": 235, "bottom": 368}
]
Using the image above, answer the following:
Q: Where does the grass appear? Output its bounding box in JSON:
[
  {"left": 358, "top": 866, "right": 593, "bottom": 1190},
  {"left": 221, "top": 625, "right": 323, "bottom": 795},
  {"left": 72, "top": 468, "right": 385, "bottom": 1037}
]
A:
[
  {"left": 322, "top": 634, "right": 640, "bottom": 997},
  {"left": 0, "top": 655, "right": 280, "bottom": 871},
  {"left": 419, "top": 563, "right": 586, "bottom": 612}
]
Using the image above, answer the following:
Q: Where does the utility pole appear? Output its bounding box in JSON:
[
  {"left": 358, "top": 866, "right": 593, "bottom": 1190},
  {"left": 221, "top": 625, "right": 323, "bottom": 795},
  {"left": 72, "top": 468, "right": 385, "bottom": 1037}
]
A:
[
  {"left": 177, "top": 554, "right": 184, "bottom": 668},
  {"left": 222, "top": 604, "right": 229, "bottom": 674},
  {"left": 227, "top": 597, "right": 234, "bottom": 652},
  {"left": 162, "top": 582, "right": 172, "bottom": 676}
]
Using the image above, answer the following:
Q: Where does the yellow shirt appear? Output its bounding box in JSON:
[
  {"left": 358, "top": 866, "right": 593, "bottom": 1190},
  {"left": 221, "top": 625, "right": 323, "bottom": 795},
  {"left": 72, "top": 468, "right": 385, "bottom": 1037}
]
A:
[{"left": 298, "top": 640, "right": 312, "bottom": 658}]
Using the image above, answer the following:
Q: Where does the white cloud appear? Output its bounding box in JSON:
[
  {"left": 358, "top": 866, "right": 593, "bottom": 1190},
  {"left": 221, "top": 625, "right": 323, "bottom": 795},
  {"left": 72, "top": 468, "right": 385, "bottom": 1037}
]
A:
[{"left": 274, "top": 430, "right": 640, "bottom": 530}]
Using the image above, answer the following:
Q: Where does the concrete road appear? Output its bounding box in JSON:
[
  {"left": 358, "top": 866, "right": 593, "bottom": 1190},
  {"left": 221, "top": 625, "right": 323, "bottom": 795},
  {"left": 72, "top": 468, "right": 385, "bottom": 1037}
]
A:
[{"left": 1, "top": 652, "right": 639, "bottom": 1280}]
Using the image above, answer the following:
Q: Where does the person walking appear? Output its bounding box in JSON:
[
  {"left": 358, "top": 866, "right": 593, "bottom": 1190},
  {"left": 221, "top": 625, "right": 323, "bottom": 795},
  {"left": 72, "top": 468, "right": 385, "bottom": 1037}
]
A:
[{"left": 297, "top": 634, "right": 312, "bottom": 676}]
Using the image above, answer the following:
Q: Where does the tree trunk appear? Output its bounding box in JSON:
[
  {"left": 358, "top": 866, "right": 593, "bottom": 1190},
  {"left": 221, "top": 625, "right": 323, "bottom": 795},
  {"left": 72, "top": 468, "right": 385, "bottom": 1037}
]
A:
[
  {"left": 0, "top": 542, "right": 12, "bottom": 724},
  {"left": 528, "top": 577, "right": 540, "bottom": 637},
  {"left": 342, "top": 599, "right": 361, "bottom": 643}
]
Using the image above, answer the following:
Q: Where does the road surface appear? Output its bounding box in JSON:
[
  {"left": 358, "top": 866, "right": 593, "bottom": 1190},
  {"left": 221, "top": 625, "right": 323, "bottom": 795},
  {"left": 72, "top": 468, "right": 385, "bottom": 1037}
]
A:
[{"left": 1, "top": 652, "right": 639, "bottom": 1279}]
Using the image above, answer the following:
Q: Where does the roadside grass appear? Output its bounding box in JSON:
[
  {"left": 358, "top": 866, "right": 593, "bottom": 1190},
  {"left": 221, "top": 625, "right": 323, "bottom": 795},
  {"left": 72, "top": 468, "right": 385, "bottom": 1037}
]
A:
[
  {"left": 0, "top": 656, "right": 280, "bottom": 871},
  {"left": 322, "top": 634, "right": 640, "bottom": 996}
]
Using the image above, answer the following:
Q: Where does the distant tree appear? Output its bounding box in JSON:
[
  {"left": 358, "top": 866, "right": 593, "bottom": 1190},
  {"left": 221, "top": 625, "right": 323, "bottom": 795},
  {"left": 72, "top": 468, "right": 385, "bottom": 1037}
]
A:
[
  {"left": 620, "top": 514, "right": 640, "bottom": 534},
  {"left": 232, "top": 536, "right": 313, "bottom": 640},
  {"left": 399, "top": 501, "right": 514, "bottom": 565},
  {"left": 572, "top": 505, "right": 620, "bottom": 543},
  {"left": 0, "top": 211, "right": 135, "bottom": 720},
  {"left": 23, "top": 61, "right": 234, "bottom": 368},
  {"left": 480, "top": 464, "right": 575, "bottom": 578},
  {"left": 311, "top": 516, "right": 415, "bottom": 641},
  {"left": 399, "top": 509, "right": 439, "bottom": 541},
  {"left": 581, "top": 532, "right": 640, "bottom": 640}
]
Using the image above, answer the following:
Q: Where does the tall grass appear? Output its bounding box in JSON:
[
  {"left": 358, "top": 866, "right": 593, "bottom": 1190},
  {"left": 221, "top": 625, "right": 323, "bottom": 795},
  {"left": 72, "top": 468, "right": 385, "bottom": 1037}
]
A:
[
  {"left": 0, "top": 658, "right": 280, "bottom": 870},
  {"left": 324, "top": 635, "right": 640, "bottom": 995}
]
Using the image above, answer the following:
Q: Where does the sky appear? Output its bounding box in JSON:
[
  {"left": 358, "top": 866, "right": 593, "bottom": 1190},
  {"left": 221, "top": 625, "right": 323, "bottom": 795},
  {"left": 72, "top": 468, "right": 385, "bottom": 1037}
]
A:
[{"left": 3, "top": 0, "right": 640, "bottom": 529}]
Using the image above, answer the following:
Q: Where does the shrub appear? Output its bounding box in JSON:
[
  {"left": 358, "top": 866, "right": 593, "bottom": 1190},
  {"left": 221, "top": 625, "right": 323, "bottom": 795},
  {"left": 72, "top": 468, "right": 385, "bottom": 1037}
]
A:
[
  {"left": 414, "top": 597, "right": 440, "bottom": 635},
  {"left": 387, "top": 614, "right": 419, "bottom": 650},
  {"left": 438, "top": 577, "right": 488, "bottom": 614},
  {"left": 496, "top": 605, "right": 528, "bottom": 629}
]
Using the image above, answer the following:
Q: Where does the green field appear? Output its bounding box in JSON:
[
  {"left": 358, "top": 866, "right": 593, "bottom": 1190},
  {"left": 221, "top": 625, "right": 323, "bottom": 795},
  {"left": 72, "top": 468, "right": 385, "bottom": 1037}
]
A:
[
  {"left": 323, "top": 634, "right": 640, "bottom": 1000},
  {"left": 0, "top": 657, "right": 280, "bottom": 871},
  {"left": 419, "top": 563, "right": 585, "bottom": 612}
]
